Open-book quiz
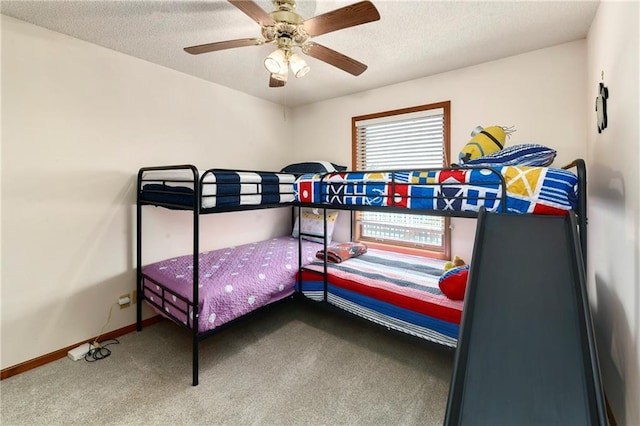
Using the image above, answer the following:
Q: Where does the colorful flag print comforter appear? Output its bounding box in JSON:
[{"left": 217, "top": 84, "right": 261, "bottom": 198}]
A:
[
  {"left": 141, "top": 170, "right": 296, "bottom": 209},
  {"left": 299, "top": 249, "right": 463, "bottom": 347},
  {"left": 295, "top": 166, "right": 578, "bottom": 215}
]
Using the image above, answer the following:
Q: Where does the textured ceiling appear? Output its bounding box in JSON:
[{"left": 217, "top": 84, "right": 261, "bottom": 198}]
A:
[{"left": 1, "top": 0, "right": 600, "bottom": 107}]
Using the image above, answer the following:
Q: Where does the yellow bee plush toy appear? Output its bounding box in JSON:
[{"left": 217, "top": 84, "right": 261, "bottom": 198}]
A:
[
  {"left": 444, "top": 256, "right": 466, "bottom": 272},
  {"left": 458, "top": 125, "right": 514, "bottom": 164}
]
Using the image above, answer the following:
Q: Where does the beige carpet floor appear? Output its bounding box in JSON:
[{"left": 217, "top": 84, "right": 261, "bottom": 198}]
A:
[{"left": 1, "top": 298, "right": 455, "bottom": 425}]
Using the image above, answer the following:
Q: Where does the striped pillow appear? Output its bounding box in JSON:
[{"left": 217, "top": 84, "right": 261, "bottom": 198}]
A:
[{"left": 463, "top": 144, "right": 556, "bottom": 167}]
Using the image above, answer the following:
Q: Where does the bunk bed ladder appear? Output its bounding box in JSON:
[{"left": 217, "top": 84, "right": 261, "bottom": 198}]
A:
[{"left": 295, "top": 206, "right": 331, "bottom": 303}]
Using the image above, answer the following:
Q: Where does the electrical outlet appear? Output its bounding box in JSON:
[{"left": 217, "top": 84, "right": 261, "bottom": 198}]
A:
[{"left": 118, "top": 293, "right": 131, "bottom": 309}]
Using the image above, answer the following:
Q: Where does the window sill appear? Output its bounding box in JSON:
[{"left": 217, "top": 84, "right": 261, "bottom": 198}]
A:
[{"left": 359, "top": 240, "right": 448, "bottom": 260}]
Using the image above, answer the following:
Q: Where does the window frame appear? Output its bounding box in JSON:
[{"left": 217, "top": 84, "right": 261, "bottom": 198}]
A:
[{"left": 351, "top": 101, "right": 451, "bottom": 260}]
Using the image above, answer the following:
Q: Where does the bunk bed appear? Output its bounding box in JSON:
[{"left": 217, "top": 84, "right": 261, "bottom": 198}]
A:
[
  {"left": 136, "top": 160, "right": 591, "bottom": 391},
  {"left": 294, "top": 160, "right": 588, "bottom": 349},
  {"left": 136, "top": 165, "right": 322, "bottom": 386},
  {"left": 293, "top": 159, "right": 606, "bottom": 423}
]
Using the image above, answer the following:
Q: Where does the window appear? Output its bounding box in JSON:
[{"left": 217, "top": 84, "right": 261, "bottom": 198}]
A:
[{"left": 352, "top": 101, "right": 451, "bottom": 259}]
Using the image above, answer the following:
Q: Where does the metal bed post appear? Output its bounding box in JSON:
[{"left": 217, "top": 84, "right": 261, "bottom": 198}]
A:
[
  {"left": 136, "top": 170, "right": 144, "bottom": 332},
  {"left": 192, "top": 167, "right": 201, "bottom": 386},
  {"left": 562, "top": 159, "right": 587, "bottom": 267},
  {"left": 296, "top": 205, "right": 302, "bottom": 294},
  {"left": 350, "top": 211, "right": 354, "bottom": 241},
  {"left": 323, "top": 207, "right": 328, "bottom": 302},
  {"left": 575, "top": 159, "right": 588, "bottom": 267},
  {"left": 499, "top": 169, "right": 507, "bottom": 213}
]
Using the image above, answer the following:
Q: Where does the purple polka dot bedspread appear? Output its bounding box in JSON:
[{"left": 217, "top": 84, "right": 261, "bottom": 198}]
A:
[{"left": 141, "top": 236, "right": 322, "bottom": 332}]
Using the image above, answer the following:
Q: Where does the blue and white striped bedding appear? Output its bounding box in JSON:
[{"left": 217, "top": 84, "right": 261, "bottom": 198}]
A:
[
  {"left": 328, "top": 291, "right": 459, "bottom": 347},
  {"left": 141, "top": 169, "right": 296, "bottom": 209},
  {"left": 462, "top": 144, "right": 557, "bottom": 167}
]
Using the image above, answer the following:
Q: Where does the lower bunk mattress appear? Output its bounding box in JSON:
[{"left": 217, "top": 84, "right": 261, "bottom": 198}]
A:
[
  {"left": 298, "top": 249, "right": 463, "bottom": 347},
  {"left": 142, "top": 236, "right": 322, "bottom": 333}
]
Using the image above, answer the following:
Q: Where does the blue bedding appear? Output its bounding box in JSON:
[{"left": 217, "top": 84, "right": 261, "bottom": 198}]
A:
[
  {"left": 295, "top": 166, "right": 578, "bottom": 215},
  {"left": 140, "top": 170, "right": 296, "bottom": 209}
]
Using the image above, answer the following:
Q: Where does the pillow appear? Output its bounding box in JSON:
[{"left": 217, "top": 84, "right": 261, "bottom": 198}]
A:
[
  {"left": 281, "top": 161, "right": 347, "bottom": 174},
  {"left": 316, "top": 242, "right": 368, "bottom": 263},
  {"left": 463, "top": 144, "right": 557, "bottom": 167},
  {"left": 458, "top": 125, "right": 511, "bottom": 164},
  {"left": 330, "top": 163, "right": 348, "bottom": 172},
  {"left": 292, "top": 209, "right": 339, "bottom": 244},
  {"left": 438, "top": 264, "right": 470, "bottom": 300}
]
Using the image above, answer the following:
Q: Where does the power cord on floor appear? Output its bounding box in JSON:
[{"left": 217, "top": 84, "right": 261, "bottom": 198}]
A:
[
  {"left": 84, "top": 338, "right": 120, "bottom": 362},
  {"left": 84, "top": 302, "right": 120, "bottom": 363}
]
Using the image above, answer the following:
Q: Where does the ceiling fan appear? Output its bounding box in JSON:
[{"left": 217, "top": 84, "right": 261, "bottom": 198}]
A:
[{"left": 184, "top": 0, "right": 380, "bottom": 87}]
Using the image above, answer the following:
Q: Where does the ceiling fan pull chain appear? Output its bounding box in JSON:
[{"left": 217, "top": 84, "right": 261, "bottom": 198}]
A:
[{"left": 283, "top": 85, "right": 288, "bottom": 121}]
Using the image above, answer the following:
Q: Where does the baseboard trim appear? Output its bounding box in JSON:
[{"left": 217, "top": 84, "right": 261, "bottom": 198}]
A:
[{"left": 1, "top": 315, "right": 162, "bottom": 381}]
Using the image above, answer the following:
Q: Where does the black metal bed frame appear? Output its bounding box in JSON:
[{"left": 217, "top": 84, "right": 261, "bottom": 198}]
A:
[
  {"left": 136, "top": 165, "right": 296, "bottom": 386},
  {"left": 136, "top": 160, "right": 587, "bottom": 386}
]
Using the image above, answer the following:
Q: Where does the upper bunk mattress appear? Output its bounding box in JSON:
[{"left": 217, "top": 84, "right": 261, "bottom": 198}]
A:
[
  {"left": 140, "top": 169, "right": 296, "bottom": 209},
  {"left": 295, "top": 166, "right": 578, "bottom": 215}
]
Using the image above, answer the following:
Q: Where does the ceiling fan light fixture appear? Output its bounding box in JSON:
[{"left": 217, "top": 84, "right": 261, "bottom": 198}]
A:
[
  {"left": 184, "top": 0, "right": 381, "bottom": 87},
  {"left": 272, "top": 65, "right": 288, "bottom": 82},
  {"left": 264, "top": 48, "right": 286, "bottom": 74},
  {"left": 289, "top": 53, "right": 310, "bottom": 78}
]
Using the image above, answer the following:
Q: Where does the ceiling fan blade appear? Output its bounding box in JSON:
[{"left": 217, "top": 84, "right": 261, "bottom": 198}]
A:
[
  {"left": 305, "top": 43, "right": 367, "bottom": 76},
  {"left": 269, "top": 75, "right": 286, "bottom": 88},
  {"left": 303, "top": 1, "right": 380, "bottom": 37},
  {"left": 184, "top": 38, "right": 262, "bottom": 55},
  {"left": 228, "top": 0, "right": 276, "bottom": 26}
]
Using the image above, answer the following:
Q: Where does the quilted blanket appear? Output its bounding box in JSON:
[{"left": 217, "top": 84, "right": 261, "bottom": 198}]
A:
[
  {"left": 141, "top": 170, "right": 296, "bottom": 209},
  {"left": 142, "top": 236, "right": 322, "bottom": 332},
  {"left": 200, "top": 171, "right": 295, "bottom": 207},
  {"left": 295, "top": 166, "right": 578, "bottom": 215},
  {"left": 299, "top": 248, "right": 463, "bottom": 346}
]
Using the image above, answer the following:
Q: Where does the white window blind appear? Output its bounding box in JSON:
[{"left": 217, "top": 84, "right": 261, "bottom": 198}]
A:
[
  {"left": 355, "top": 108, "right": 445, "bottom": 170},
  {"left": 353, "top": 106, "right": 448, "bottom": 255}
]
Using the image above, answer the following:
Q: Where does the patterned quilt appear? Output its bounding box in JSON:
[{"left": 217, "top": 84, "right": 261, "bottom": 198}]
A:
[{"left": 295, "top": 166, "right": 578, "bottom": 215}]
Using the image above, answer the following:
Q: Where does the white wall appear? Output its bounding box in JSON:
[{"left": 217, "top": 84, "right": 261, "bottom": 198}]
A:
[
  {"left": 586, "top": 2, "right": 640, "bottom": 425},
  {"left": 1, "top": 15, "right": 293, "bottom": 370},
  {"left": 290, "top": 41, "right": 588, "bottom": 260}
]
